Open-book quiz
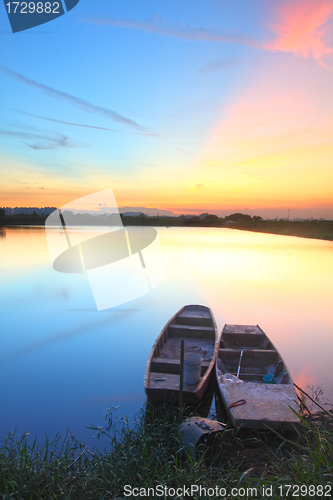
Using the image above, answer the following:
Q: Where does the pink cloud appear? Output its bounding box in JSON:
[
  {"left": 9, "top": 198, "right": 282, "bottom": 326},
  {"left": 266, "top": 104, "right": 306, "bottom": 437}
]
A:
[
  {"left": 200, "top": 74, "right": 333, "bottom": 172},
  {"left": 264, "top": 0, "right": 333, "bottom": 60}
]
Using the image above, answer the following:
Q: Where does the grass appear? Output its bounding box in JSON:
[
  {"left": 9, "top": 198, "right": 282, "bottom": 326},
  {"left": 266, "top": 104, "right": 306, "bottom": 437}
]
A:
[{"left": 1, "top": 395, "right": 333, "bottom": 500}]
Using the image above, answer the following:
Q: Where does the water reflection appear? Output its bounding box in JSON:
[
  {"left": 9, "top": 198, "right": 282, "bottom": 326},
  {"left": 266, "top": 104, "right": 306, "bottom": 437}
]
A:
[{"left": 0, "top": 226, "right": 332, "bottom": 448}]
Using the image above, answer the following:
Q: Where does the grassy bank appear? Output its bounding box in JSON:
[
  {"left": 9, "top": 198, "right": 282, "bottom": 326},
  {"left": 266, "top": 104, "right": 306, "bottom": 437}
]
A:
[
  {"left": 1, "top": 401, "right": 332, "bottom": 500},
  {"left": 229, "top": 220, "right": 333, "bottom": 242}
]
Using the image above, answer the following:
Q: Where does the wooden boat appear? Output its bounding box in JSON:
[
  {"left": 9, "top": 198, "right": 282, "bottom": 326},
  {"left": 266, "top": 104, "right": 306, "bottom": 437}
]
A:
[
  {"left": 216, "top": 324, "right": 300, "bottom": 430},
  {"left": 144, "top": 305, "right": 219, "bottom": 405}
]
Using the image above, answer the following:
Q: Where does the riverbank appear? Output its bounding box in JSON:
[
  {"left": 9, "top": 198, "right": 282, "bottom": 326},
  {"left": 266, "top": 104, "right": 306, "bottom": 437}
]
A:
[
  {"left": 1, "top": 215, "right": 332, "bottom": 241},
  {"left": 228, "top": 220, "right": 333, "bottom": 241},
  {"left": 1, "top": 401, "right": 332, "bottom": 499}
]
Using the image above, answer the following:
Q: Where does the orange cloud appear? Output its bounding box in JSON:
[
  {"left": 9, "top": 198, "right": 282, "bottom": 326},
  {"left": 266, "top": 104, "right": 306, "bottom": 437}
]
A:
[
  {"left": 196, "top": 73, "right": 333, "bottom": 210},
  {"left": 264, "top": 0, "right": 333, "bottom": 61}
]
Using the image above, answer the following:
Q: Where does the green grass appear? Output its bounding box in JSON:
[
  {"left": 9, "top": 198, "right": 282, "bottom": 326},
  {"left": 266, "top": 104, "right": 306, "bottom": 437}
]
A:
[{"left": 1, "top": 400, "right": 333, "bottom": 500}]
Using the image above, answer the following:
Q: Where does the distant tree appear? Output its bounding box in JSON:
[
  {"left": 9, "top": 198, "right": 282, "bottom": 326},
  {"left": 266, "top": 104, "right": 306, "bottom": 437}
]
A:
[
  {"left": 0, "top": 209, "right": 5, "bottom": 217},
  {"left": 204, "top": 214, "right": 219, "bottom": 221},
  {"left": 225, "top": 213, "right": 252, "bottom": 222},
  {"left": 253, "top": 216, "right": 262, "bottom": 221}
]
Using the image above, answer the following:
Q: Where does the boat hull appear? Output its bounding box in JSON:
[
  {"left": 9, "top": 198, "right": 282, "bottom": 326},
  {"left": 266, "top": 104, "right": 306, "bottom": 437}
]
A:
[
  {"left": 144, "top": 305, "right": 219, "bottom": 405},
  {"left": 216, "top": 324, "right": 300, "bottom": 430}
]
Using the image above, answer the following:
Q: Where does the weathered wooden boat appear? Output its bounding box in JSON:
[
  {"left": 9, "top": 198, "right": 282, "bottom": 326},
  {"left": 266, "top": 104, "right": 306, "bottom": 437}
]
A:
[
  {"left": 144, "top": 305, "right": 219, "bottom": 405},
  {"left": 216, "top": 324, "right": 300, "bottom": 430}
]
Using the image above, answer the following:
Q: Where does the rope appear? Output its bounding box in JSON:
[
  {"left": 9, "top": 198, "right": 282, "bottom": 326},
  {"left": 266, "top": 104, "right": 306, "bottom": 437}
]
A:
[{"left": 227, "top": 399, "right": 247, "bottom": 411}]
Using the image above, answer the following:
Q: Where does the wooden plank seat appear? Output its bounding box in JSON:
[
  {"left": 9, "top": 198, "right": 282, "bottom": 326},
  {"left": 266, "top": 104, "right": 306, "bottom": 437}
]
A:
[
  {"left": 222, "top": 325, "right": 265, "bottom": 348},
  {"left": 151, "top": 357, "right": 210, "bottom": 375},
  {"left": 149, "top": 372, "right": 204, "bottom": 390},
  {"left": 168, "top": 323, "right": 216, "bottom": 339},
  {"left": 218, "top": 348, "right": 278, "bottom": 365},
  {"left": 219, "top": 348, "right": 278, "bottom": 354},
  {"left": 176, "top": 309, "right": 213, "bottom": 327}
]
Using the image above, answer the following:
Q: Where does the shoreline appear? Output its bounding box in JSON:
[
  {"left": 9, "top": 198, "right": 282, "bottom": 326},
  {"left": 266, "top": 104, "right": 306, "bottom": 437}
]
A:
[
  {"left": 1, "top": 218, "right": 332, "bottom": 242},
  {"left": 225, "top": 220, "right": 333, "bottom": 242}
]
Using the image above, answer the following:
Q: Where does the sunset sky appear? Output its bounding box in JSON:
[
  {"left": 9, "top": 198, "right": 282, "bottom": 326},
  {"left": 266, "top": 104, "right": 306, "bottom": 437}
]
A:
[{"left": 1, "top": 0, "right": 333, "bottom": 218}]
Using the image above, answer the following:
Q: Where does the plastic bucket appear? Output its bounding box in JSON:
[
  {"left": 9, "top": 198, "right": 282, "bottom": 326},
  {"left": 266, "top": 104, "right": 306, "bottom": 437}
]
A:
[
  {"left": 184, "top": 353, "right": 202, "bottom": 385},
  {"left": 263, "top": 373, "right": 275, "bottom": 384}
]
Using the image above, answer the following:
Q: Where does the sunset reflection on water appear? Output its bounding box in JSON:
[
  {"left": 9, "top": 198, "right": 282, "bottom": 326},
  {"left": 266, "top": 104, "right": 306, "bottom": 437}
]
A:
[{"left": 0, "top": 226, "right": 332, "bottom": 446}]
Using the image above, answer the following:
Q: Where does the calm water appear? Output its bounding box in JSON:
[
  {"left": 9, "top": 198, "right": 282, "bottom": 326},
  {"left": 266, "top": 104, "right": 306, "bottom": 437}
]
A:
[{"left": 0, "top": 226, "right": 332, "bottom": 448}]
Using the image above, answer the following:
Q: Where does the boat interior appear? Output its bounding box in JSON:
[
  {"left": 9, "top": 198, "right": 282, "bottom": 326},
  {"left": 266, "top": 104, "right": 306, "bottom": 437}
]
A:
[
  {"left": 217, "top": 325, "right": 291, "bottom": 385},
  {"left": 148, "top": 306, "right": 216, "bottom": 389}
]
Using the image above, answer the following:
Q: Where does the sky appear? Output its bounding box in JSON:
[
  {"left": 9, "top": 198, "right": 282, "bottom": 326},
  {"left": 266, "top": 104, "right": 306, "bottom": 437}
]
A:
[{"left": 1, "top": 0, "right": 333, "bottom": 218}]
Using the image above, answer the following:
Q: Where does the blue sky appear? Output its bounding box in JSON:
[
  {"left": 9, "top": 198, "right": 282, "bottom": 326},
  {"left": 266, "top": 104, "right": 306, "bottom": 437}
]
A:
[{"left": 1, "top": 0, "right": 333, "bottom": 218}]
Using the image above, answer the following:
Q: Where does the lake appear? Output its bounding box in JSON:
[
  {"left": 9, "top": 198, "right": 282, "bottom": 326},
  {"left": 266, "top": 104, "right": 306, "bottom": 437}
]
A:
[{"left": 0, "top": 226, "right": 332, "bottom": 449}]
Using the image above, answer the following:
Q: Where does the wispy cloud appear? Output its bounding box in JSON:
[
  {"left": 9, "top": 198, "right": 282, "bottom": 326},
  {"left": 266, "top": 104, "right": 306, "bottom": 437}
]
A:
[
  {"left": 0, "top": 65, "right": 145, "bottom": 130},
  {"left": 175, "top": 147, "right": 195, "bottom": 155},
  {"left": 0, "top": 129, "right": 73, "bottom": 150},
  {"left": 14, "top": 110, "right": 159, "bottom": 137},
  {"left": 29, "top": 136, "right": 71, "bottom": 150},
  {"left": 82, "top": 14, "right": 260, "bottom": 47},
  {"left": 82, "top": 9, "right": 333, "bottom": 63},
  {"left": 241, "top": 173, "right": 263, "bottom": 183},
  {"left": 264, "top": 0, "right": 333, "bottom": 61},
  {"left": 16, "top": 110, "right": 118, "bottom": 132},
  {"left": 198, "top": 58, "right": 238, "bottom": 75}
]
